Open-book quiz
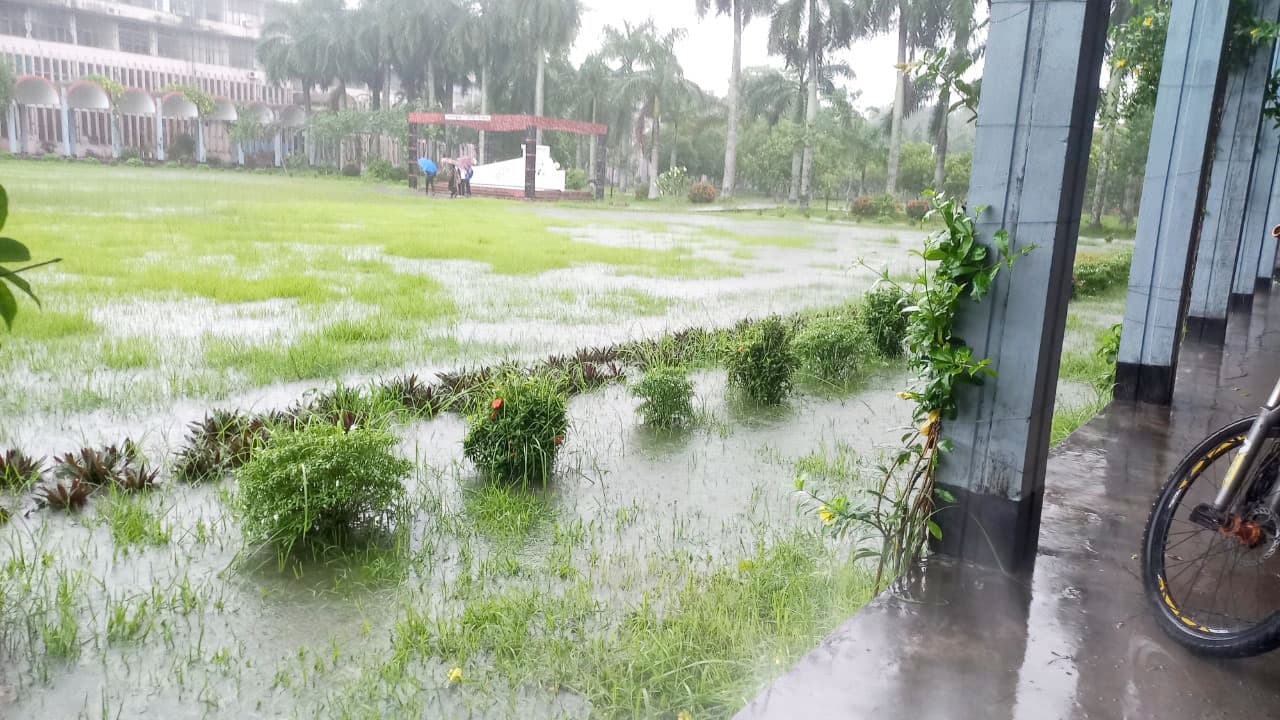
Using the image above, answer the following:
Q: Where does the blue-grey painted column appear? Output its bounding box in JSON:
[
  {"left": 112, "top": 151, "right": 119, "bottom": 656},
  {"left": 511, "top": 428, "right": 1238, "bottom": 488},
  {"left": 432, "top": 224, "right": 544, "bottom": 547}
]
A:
[
  {"left": 1188, "top": 1, "right": 1280, "bottom": 335},
  {"left": 1115, "top": 0, "right": 1231, "bottom": 404},
  {"left": 237, "top": 142, "right": 245, "bottom": 166},
  {"left": 6, "top": 102, "right": 17, "bottom": 154},
  {"left": 195, "top": 118, "right": 205, "bottom": 163},
  {"left": 273, "top": 130, "right": 282, "bottom": 167},
  {"left": 934, "top": 0, "right": 1109, "bottom": 572},
  {"left": 1233, "top": 137, "right": 1280, "bottom": 297},
  {"left": 1259, "top": 224, "right": 1278, "bottom": 283},
  {"left": 155, "top": 103, "right": 165, "bottom": 161},
  {"left": 59, "top": 86, "right": 73, "bottom": 157},
  {"left": 109, "top": 113, "right": 121, "bottom": 159}
]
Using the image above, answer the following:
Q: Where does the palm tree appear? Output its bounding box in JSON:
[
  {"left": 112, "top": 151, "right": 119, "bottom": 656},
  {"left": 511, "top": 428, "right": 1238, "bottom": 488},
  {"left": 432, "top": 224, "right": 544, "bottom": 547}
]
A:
[
  {"left": 349, "top": 1, "right": 389, "bottom": 110},
  {"left": 257, "top": 0, "right": 345, "bottom": 111},
  {"left": 387, "top": 0, "right": 461, "bottom": 105},
  {"left": 769, "top": 0, "right": 861, "bottom": 208},
  {"left": 519, "top": 0, "right": 582, "bottom": 142},
  {"left": 465, "top": 0, "right": 516, "bottom": 162},
  {"left": 696, "top": 0, "right": 775, "bottom": 199},
  {"left": 608, "top": 22, "right": 689, "bottom": 199},
  {"left": 577, "top": 54, "right": 613, "bottom": 179}
]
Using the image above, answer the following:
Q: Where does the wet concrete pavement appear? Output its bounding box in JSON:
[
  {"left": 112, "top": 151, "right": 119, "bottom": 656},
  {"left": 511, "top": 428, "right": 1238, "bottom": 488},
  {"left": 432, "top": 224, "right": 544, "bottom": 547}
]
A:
[{"left": 736, "top": 292, "right": 1280, "bottom": 719}]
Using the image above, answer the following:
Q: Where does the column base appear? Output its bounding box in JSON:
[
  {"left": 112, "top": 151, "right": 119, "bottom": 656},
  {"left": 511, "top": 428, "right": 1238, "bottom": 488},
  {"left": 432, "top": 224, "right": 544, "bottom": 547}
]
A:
[
  {"left": 1229, "top": 292, "right": 1255, "bottom": 311},
  {"left": 1114, "top": 361, "right": 1175, "bottom": 404},
  {"left": 1185, "top": 316, "right": 1227, "bottom": 344},
  {"left": 932, "top": 482, "right": 1041, "bottom": 575},
  {"left": 1256, "top": 277, "right": 1273, "bottom": 291}
]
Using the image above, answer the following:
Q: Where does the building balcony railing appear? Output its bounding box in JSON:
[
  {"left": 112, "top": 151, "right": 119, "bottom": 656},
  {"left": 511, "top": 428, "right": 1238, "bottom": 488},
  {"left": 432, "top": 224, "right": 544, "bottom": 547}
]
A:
[
  {"left": 27, "top": 0, "right": 263, "bottom": 40},
  {"left": 0, "top": 33, "right": 268, "bottom": 84}
]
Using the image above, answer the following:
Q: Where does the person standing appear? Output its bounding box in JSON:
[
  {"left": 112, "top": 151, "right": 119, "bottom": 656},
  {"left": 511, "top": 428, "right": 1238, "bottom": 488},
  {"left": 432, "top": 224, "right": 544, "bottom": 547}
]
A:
[
  {"left": 458, "top": 155, "right": 474, "bottom": 197},
  {"left": 417, "top": 157, "right": 437, "bottom": 196}
]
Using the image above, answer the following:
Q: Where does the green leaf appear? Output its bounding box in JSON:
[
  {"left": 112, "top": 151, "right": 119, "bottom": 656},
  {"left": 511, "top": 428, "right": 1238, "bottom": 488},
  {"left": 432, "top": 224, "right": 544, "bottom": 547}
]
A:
[
  {"left": 0, "top": 238, "right": 31, "bottom": 263},
  {"left": 0, "top": 268, "right": 39, "bottom": 305},
  {"left": 0, "top": 184, "right": 6, "bottom": 232},
  {"left": 935, "top": 487, "right": 956, "bottom": 504},
  {"left": 0, "top": 281, "right": 15, "bottom": 330},
  {"left": 927, "top": 520, "right": 942, "bottom": 540}
]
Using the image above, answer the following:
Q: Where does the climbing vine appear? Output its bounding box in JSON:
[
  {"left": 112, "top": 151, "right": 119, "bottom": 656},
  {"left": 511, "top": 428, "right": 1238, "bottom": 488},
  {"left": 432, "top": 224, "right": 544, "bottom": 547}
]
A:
[
  {"left": 797, "top": 192, "right": 1029, "bottom": 590},
  {"left": 83, "top": 74, "right": 124, "bottom": 106},
  {"left": 162, "top": 84, "right": 215, "bottom": 118}
]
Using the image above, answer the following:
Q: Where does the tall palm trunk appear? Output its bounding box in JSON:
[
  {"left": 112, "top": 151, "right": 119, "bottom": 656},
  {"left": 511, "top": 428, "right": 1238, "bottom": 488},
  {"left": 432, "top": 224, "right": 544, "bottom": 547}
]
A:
[
  {"left": 427, "top": 58, "right": 436, "bottom": 108},
  {"left": 1090, "top": 71, "right": 1125, "bottom": 229},
  {"left": 722, "top": 0, "right": 743, "bottom": 199},
  {"left": 886, "top": 1, "right": 908, "bottom": 194},
  {"left": 588, "top": 99, "right": 597, "bottom": 178},
  {"left": 932, "top": 88, "right": 949, "bottom": 192},
  {"left": 788, "top": 86, "right": 804, "bottom": 202},
  {"left": 669, "top": 118, "right": 677, "bottom": 170},
  {"left": 302, "top": 84, "right": 313, "bottom": 113},
  {"left": 799, "top": 0, "right": 820, "bottom": 209},
  {"left": 479, "top": 63, "right": 488, "bottom": 163},
  {"left": 535, "top": 48, "right": 546, "bottom": 144},
  {"left": 648, "top": 96, "right": 661, "bottom": 200}
]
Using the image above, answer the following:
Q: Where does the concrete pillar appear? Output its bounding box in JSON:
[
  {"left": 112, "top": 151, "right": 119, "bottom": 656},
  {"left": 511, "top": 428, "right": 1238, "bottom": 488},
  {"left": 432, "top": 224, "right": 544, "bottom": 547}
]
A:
[
  {"left": 273, "top": 129, "right": 282, "bottom": 167},
  {"left": 155, "top": 102, "right": 165, "bottom": 161},
  {"left": 1260, "top": 228, "right": 1278, "bottom": 285},
  {"left": 594, "top": 134, "right": 607, "bottom": 201},
  {"left": 1115, "top": 0, "right": 1231, "bottom": 404},
  {"left": 523, "top": 125, "right": 536, "bottom": 200},
  {"left": 6, "top": 102, "right": 17, "bottom": 155},
  {"left": 1235, "top": 135, "right": 1280, "bottom": 301},
  {"left": 110, "top": 113, "right": 120, "bottom": 159},
  {"left": 933, "top": 0, "right": 1109, "bottom": 572},
  {"left": 237, "top": 142, "right": 244, "bottom": 166},
  {"left": 195, "top": 118, "right": 205, "bottom": 163},
  {"left": 60, "top": 86, "right": 74, "bottom": 157},
  {"left": 1187, "top": 1, "right": 1280, "bottom": 335}
]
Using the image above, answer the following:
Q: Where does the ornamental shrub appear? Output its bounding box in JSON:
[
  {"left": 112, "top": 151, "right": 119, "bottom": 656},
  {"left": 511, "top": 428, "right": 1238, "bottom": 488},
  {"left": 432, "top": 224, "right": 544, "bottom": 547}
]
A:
[
  {"left": 566, "top": 168, "right": 588, "bottom": 190},
  {"left": 727, "top": 316, "right": 797, "bottom": 405},
  {"left": 234, "top": 423, "right": 410, "bottom": 551},
  {"left": 364, "top": 158, "right": 407, "bottom": 182},
  {"left": 120, "top": 147, "right": 142, "bottom": 162},
  {"left": 632, "top": 367, "right": 695, "bottom": 429},
  {"left": 124, "top": 157, "right": 145, "bottom": 168},
  {"left": 1071, "top": 250, "right": 1132, "bottom": 298},
  {"left": 904, "top": 198, "right": 930, "bottom": 221},
  {"left": 167, "top": 133, "right": 196, "bottom": 162},
  {"left": 860, "top": 285, "right": 909, "bottom": 358},
  {"left": 463, "top": 373, "right": 569, "bottom": 484},
  {"left": 688, "top": 181, "right": 718, "bottom": 204},
  {"left": 341, "top": 163, "right": 361, "bottom": 177},
  {"left": 849, "top": 194, "right": 898, "bottom": 219},
  {"left": 793, "top": 312, "right": 872, "bottom": 383}
]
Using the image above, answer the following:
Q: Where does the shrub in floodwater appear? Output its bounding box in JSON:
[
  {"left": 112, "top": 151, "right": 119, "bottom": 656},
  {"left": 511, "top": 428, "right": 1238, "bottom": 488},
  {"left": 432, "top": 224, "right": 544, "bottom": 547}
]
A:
[
  {"left": 39, "top": 477, "right": 94, "bottom": 511},
  {"left": 55, "top": 443, "right": 136, "bottom": 488},
  {"left": 727, "top": 316, "right": 797, "bottom": 405},
  {"left": 235, "top": 423, "right": 410, "bottom": 550},
  {"left": 0, "top": 448, "right": 45, "bottom": 489},
  {"left": 463, "top": 372, "right": 569, "bottom": 484},
  {"left": 632, "top": 367, "right": 696, "bottom": 429},
  {"left": 904, "top": 198, "right": 930, "bottom": 221},
  {"left": 688, "top": 181, "right": 718, "bottom": 204},
  {"left": 860, "top": 285, "right": 909, "bottom": 358},
  {"left": 381, "top": 374, "right": 441, "bottom": 416},
  {"left": 793, "top": 312, "right": 872, "bottom": 383}
]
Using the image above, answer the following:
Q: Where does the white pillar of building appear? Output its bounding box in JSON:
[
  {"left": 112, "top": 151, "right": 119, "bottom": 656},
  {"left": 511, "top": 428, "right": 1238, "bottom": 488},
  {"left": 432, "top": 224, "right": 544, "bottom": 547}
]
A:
[
  {"left": 155, "top": 102, "right": 165, "bottom": 161},
  {"left": 60, "top": 86, "right": 74, "bottom": 157},
  {"left": 110, "top": 113, "right": 121, "bottom": 159},
  {"left": 6, "top": 102, "right": 17, "bottom": 155},
  {"left": 273, "top": 130, "right": 282, "bottom": 167},
  {"left": 195, "top": 118, "right": 205, "bottom": 163}
]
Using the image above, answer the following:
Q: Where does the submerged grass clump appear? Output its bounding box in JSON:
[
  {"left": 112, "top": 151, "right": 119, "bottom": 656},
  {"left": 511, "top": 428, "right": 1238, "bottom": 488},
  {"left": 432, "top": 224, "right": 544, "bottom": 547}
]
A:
[
  {"left": 632, "top": 366, "right": 696, "bottom": 429},
  {"left": 792, "top": 310, "right": 873, "bottom": 385},
  {"left": 234, "top": 422, "right": 411, "bottom": 553},
  {"left": 0, "top": 448, "right": 44, "bottom": 490},
  {"left": 727, "top": 316, "right": 797, "bottom": 405},
  {"left": 463, "top": 372, "right": 569, "bottom": 484}
]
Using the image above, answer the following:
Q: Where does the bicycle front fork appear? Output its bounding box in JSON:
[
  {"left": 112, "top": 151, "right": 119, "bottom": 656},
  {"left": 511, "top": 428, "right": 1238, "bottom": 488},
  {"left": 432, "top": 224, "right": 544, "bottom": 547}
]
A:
[{"left": 1193, "top": 377, "right": 1280, "bottom": 533}]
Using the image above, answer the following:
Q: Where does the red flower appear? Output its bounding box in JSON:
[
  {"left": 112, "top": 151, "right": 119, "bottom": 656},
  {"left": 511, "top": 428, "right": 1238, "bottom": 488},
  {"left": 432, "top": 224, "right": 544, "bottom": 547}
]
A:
[
  {"left": 553, "top": 435, "right": 564, "bottom": 446},
  {"left": 737, "top": 346, "right": 744, "bottom": 353},
  {"left": 491, "top": 398, "right": 504, "bottom": 410}
]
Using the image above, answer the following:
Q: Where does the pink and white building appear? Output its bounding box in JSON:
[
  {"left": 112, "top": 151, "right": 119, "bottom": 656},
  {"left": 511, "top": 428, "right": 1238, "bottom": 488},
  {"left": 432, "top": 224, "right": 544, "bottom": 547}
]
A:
[{"left": 0, "top": 0, "right": 307, "bottom": 162}]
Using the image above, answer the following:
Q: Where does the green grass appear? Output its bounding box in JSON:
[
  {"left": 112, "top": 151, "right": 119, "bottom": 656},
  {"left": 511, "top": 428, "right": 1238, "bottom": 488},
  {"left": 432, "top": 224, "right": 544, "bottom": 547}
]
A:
[{"left": 100, "top": 490, "right": 172, "bottom": 549}]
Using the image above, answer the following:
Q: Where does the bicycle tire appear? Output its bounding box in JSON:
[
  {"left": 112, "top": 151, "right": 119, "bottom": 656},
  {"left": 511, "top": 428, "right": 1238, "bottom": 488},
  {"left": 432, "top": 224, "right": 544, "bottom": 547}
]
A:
[{"left": 1141, "top": 416, "right": 1280, "bottom": 658}]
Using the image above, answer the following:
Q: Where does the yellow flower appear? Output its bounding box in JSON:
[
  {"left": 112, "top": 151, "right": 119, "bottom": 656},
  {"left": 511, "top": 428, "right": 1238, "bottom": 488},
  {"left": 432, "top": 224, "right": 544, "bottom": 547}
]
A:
[
  {"left": 919, "top": 409, "right": 940, "bottom": 436},
  {"left": 448, "top": 667, "right": 463, "bottom": 684},
  {"left": 678, "top": 712, "right": 693, "bottom": 720},
  {"left": 896, "top": 391, "right": 912, "bottom": 400},
  {"left": 1143, "top": 16, "right": 1153, "bottom": 27},
  {"left": 818, "top": 506, "right": 836, "bottom": 525},
  {"left": 1115, "top": 58, "right": 1127, "bottom": 69}
]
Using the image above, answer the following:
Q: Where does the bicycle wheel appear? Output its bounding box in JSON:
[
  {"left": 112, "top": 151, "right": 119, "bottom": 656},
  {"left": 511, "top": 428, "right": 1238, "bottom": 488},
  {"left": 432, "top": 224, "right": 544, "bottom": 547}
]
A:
[{"left": 1141, "top": 416, "right": 1280, "bottom": 657}]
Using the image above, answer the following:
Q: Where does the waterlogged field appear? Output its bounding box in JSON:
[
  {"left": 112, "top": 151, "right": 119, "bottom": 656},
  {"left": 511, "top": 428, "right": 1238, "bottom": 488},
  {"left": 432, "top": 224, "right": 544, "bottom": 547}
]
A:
[{"left": 0, "top": 159, "right": 1131, "bottom": 718}]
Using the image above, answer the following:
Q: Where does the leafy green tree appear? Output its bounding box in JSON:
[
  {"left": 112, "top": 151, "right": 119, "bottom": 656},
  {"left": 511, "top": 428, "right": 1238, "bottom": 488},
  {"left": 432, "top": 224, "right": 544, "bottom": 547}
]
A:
[
  {"left": 0, "top": 186, "right": 60, "bottom": 336},
  {"left": 518, "top": 0, "right": 581, "bottom": 141},
  {"left": 696, "top": 0, "right": 776, "bottom": 199}
]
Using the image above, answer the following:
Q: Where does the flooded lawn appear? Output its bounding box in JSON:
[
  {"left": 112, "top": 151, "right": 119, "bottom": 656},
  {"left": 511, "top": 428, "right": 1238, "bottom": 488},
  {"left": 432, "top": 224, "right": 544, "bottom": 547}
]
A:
[{"left": 0, "top": 161, "right": 1131, "bottom": 718}]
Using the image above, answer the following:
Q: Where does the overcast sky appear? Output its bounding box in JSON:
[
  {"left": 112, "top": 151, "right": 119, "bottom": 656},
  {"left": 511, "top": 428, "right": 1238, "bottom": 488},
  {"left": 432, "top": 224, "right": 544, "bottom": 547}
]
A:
[{"left": 568, "top": 0, "right": 905, "bottom": 111}]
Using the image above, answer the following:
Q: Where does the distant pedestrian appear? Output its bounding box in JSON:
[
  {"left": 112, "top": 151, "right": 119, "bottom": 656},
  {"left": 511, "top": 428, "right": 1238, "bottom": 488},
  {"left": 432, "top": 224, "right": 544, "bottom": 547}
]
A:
[
  {"left": 417, "top": 157, "right": 437, "bottom": 195},
  {"left": 458, "top": 156, "right": 474, "bottom": 197}
]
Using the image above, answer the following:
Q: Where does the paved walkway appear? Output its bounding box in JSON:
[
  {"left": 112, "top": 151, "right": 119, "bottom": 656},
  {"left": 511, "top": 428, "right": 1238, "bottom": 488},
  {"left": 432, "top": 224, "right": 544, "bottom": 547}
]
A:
[{"left": 737, "top": 290, "right": 1280, "bottom": 719}]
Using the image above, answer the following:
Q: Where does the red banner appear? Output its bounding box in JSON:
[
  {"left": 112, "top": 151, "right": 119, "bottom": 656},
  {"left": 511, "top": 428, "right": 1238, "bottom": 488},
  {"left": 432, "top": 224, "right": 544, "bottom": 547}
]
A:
[{"left": 407, "top": 112, "right": 607, "bottom": 136}]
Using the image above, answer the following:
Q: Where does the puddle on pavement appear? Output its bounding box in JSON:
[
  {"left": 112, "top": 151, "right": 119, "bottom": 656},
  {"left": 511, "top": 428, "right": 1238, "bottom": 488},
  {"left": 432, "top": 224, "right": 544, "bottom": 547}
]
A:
[{"left": 1, "top": 370, "right": 909, "bottom": 718}]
